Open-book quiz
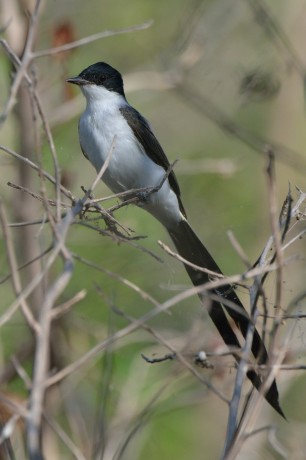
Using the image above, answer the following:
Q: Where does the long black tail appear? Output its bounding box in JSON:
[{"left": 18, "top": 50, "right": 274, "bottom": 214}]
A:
[{"left": 168, "top": 219, "right": 285, "bottom": 418}]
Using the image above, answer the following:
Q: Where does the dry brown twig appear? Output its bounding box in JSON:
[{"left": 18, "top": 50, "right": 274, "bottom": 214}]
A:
[
  {"left": 0, "top": 200, "right": 39, "bottom": 332},
  {"left": 26, "top": 133, "right": 118, "bottom": 458},
  {"left": 1, "top": 15, "right": 129, "bottom": 455},
  {"left": 221, "top": 156, "right": 306, "bottom": 458}
]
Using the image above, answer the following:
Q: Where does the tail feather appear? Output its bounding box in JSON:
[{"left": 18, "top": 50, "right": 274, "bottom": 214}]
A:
[{"left": 168, "top": 219, "right": 285, "bottom": 418}]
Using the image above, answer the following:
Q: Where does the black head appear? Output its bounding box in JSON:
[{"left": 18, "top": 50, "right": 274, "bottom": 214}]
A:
[{"left": 66, "top": 62, "right": 125, "bottom": 96}]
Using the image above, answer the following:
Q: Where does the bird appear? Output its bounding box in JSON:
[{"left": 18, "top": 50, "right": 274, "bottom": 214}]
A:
[{"left": 66, "top": 62, "right": 285, "bottom": 418}]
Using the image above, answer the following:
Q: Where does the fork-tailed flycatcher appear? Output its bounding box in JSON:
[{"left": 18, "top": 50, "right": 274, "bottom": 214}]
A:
[{"left": 67, "top": 62, "right": 284, "bottom": 418}]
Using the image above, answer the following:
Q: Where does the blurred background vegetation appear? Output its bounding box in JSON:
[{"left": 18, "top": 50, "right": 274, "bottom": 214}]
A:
[{"left": 1, "top": 0, "right": 306, "bottom": 458}]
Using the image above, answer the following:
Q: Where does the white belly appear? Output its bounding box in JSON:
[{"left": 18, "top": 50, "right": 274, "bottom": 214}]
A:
[{"left": 79, "top": 106, "right": 182, "bottom": 227}]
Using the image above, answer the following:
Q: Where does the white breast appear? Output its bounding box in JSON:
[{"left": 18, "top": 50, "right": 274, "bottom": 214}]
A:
[{"left": 78, "top": 84, "right": 183, "bottom": 227}]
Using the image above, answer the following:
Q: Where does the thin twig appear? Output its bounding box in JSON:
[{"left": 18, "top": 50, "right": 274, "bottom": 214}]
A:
[
  {"left": 44, "top": 254, "right": 288, "bottom": 389},
  {"left": 227, "top": 230, "right": 252, "bottom": 269},
  {"left": 158, "top": 239, "right": 224, "bottom": 277},
  {"left": 247, "top": 0, "right": 305, "bottom": 77},
  {"left": 0, "top": 200, "right": 39, "bottom": 333},
  {"left": 33, "top": 21, "right": 153, "bottom": 58},
  {"left": 266, "top": 152, "right": 283, "bottom": 313},
  {"left": 50, "top": 289, "right": 87, "bottom": 320},
  {"left": 26, "top": 196, "right": 85, "bottom": 458},
  {"left": 176, "top": 84, "right": 306, "bottom": 170},
  {"left": 0, "top": 0, "right": 42, "bottom": 125},
  {"left": 0, "top": 144, "right": 74, "bottom": 201},
  {"left": 7, "top": 181, "right": 68, "bottom": 208},
  {"left": 43, "top": 413, "right": 86, "bottom": 460}
]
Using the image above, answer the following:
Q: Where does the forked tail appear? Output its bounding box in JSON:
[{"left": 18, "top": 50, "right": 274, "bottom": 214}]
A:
[{"left": 168, "top": 219, "right": 285, "bottom": 418}]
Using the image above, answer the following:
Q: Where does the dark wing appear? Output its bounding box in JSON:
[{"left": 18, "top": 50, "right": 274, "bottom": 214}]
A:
[
  {"left": 120, "top": 106, "right": 186, "bottom": 217},
  {"left": 78, "top": 120, "right": 89, "bottom": 160}
]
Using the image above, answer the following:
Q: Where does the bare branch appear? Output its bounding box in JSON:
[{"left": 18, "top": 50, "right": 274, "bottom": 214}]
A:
[
  {"left": 33, "top": 21, "right": 153, "bottom": 58},
  {"left": 0, "top": 200, "right": 39, "bottom": 332}
]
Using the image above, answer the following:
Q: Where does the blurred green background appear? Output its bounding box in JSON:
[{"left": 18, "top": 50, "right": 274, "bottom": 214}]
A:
[{"left": 1, "top": 0, "right": 306, "bottom": 458}]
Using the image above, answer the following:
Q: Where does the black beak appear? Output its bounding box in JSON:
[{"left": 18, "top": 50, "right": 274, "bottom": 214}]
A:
[{"left": 66, "top": 76, "right": 88, "bottom": 86}]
